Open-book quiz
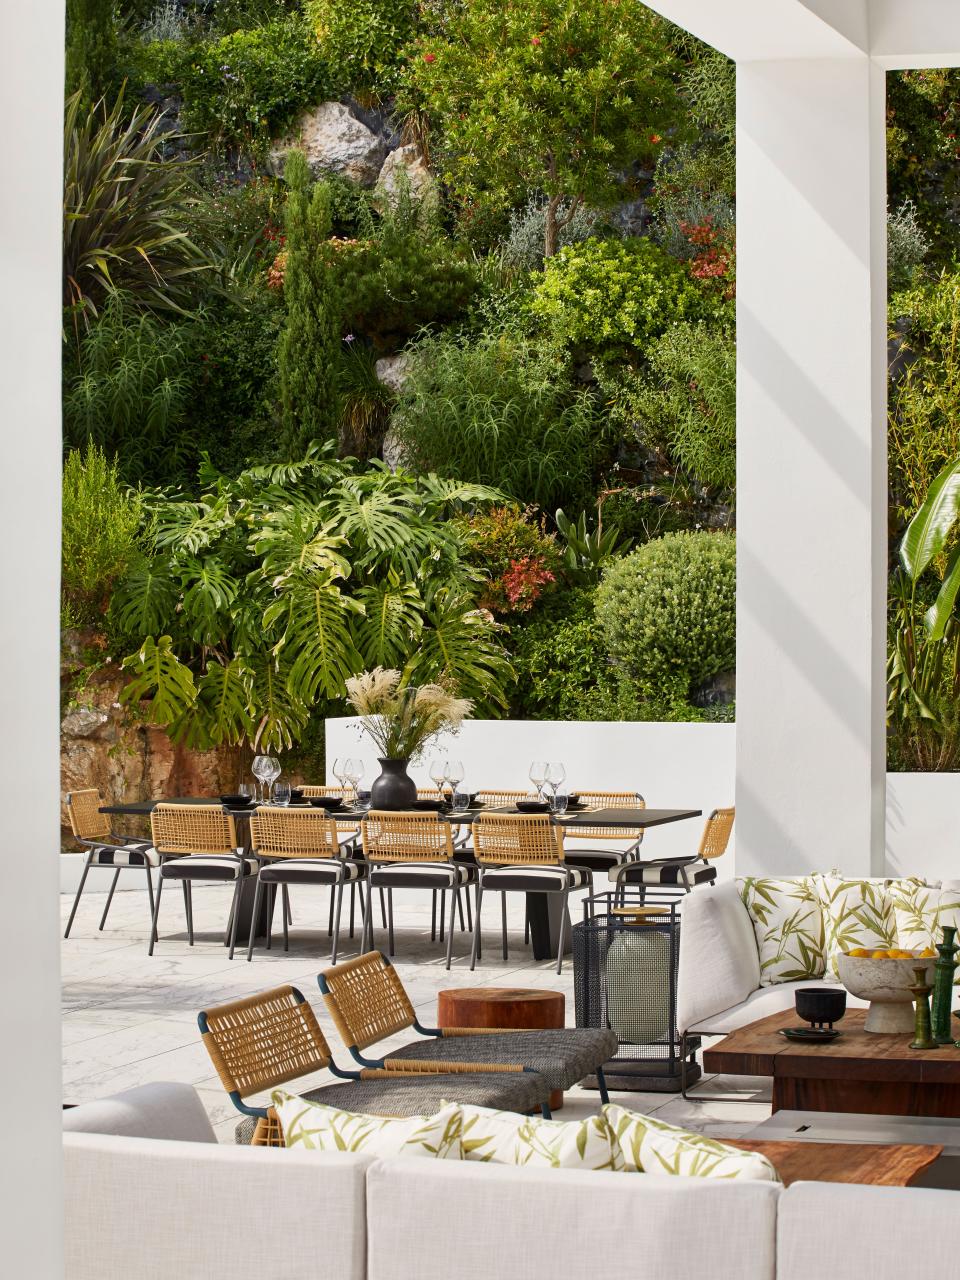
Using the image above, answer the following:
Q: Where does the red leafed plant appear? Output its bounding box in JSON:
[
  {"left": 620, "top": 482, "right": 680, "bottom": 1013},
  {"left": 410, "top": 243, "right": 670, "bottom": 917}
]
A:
[
  {"left": 678, "top": 216, "right": 736, "bottom": 298},
  {"left": 500, "top": 556, "right": 556, "bottom": 612}
]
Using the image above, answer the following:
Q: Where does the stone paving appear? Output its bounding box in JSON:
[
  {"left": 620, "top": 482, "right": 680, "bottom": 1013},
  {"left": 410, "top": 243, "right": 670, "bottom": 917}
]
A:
[{"left": 61, "top": 879, "right": 771, "bottom": 1142}]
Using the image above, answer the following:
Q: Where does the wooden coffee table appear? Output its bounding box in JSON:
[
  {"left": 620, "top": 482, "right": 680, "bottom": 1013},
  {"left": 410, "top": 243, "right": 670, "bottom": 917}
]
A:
[
  {"left": 704, "top": 1007, "right": 960, "bottom": 1117},
  {"left": 723, "top": 1139, "right": 942, "bottom": 1187}
]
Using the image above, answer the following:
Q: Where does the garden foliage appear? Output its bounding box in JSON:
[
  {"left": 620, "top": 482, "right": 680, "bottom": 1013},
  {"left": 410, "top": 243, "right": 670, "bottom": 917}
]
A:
[{"left": 62, "top": 444, "right": 141, "bottom": 628}]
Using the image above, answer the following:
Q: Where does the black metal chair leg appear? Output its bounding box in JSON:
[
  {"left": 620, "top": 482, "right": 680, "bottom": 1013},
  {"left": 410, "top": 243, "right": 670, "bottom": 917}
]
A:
[
  {"left": 595, "top": 1065, "right": 610, "bottom": 1105},
  {"left": 144, "top": 865, "right": 155, "bottom": 923},
  {"left": 285, "top": 890, "right": 294, "bottom": 926},
  {"left": 445, "top": 888, "right": 454, "bottom": 969},
  {"left": 362, "top": 879, "right": 374, "bottom": 953},
  {"left": 555, "top": 887, "right": 569, "bottom": 975},
  {"left": 349, "top": 880, "right": 356, "bottom": 938},
  {"left": 387, "top": 888, "right": 395, "bottom": 956},
  {"left": 431, "top": 890, "right": 437, "bottom": 941},
  {"left": 147, "top": 875, "right": 165, "bottom": 955},
  {"left": 439, "top": 890, "right": 445, "bottom": 942},
  {"left": 98, "top": 868, "right": 121, "bottom": 931},
  {"left": 524, "top": 900, "right": 530, "bottom": 946},
  {"left": 64, "top": 852, "right": 94, "bottom": 939},
  {"left": 456, "top": 887, "right": 466, "bottom": 932},
  {"left": 266, "top": 883, "right": 274, "bottom": 950},
  {"left": 379, "top": 887, "right": 387, "bottom": 928},
  {"left": 501, "top": 892, "right": 508, "bottom": 960},
  {"left": 184, "top": 880, "right": 195, "bottom": 945},
  {"left": 246, "top": 875, "right": 265, "bottom": 962},
  {"left": 227, "top": 873, "right": 244, "bottom": 960},
  {"left": 464, "top": 884, "right": 473, "bottom": 933},
  {"left": 470, "top": 882, "right": 483, "bottom": 970},
  {"left": 328, "top": 883, "right": 336, "bottom": 937},
  {"left": 281, "top": 884, "right": 290, "bottom": 952},
  {"left": 331, "top": 876, "right": 346, "bottom": 965}
]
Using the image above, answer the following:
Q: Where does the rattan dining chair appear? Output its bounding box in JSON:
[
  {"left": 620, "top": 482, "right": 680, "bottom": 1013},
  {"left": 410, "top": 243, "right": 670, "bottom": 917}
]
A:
[
  {"left": 562, "top": 790, "right": 647, "bottom": 872},
  {"left": 148, "top": 803, "right": 253, "bottom": 958},
  {"left": 318, "top": 950, "right": 616, "bottom": 1104},
  {"left": 469, "top": 812, "right": 591, "bottom": 974},
  {"left": 360, "top": 812, "right": 473, "bottom": 969},
  {"left": 198, "top": 984, "right": 552, "bottom": 1145},
  {"left": 299, "top": 785, "right": 382, "bottom": 937},
  {"left": 473, "top": 789, "right": 529, "bottom": 807},
  {"left": 63, "top": 788, "right": 160, "bottom": 938},
  {"left": 610, "top": 806, "right": 735, "bottom": 898},
  {"left": 247, "top": 807, "right": 360, "bottom": 964}
]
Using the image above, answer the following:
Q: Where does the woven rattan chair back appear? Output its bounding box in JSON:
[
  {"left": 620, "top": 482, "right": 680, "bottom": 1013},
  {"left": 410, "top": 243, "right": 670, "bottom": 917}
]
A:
[
  {"left": 199, "top": 985, "right": 333, "bottom": 1101},
  {"left": 300, "top": 786, "right": 345, "bottom": 798},
  {"left": 568, "top": 790, "right": 646, "bottom": 841},
  {"left": 474, "top": 789, "right": 529, "bottom": 808},
  {"left": 250, "top": 808, "right": 341, "bottom": 860},
  {"left": 319, "top": 951, "right": 416, "bottom": 1050},
  {"left": 361, "top": 811, "right": 455, "bottom": 864},
  {"left": 150, "top": 803, "right": 238, "bottom": 857},
  {"left": 66, "top": 788, "right": 111, "bottom": 841},
  {"left": 697, "top": 806, "right": 735, "bottom": 860},
  {"left": 417, "top": 788, "right": 443, "bottom": 799},
  {"left": 471, "top": 812, "right": 564, "bottom": 867}
]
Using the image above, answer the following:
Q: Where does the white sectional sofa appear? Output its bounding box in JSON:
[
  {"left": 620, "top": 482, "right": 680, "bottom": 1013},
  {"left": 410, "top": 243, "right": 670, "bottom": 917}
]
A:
[{"left": 62, "top": 1083, "right": 959, "bottom": 1280}]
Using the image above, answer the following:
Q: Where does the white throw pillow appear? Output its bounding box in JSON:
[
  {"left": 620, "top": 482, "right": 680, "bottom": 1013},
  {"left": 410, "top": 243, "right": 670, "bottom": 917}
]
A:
[
  {"left": 815, "top": 876, "right": 898, "bottom": 977},
  {"left": 738, "top": 876, "right": 826, "bottom": 986},
  {"left": 457, "top": 1103, "right": 622, "bottom": 1171},
  {"left": 271, "top": 1090, "right": 462, "bottom": 1159},
  {"left": 888, "top": 879, "right": 960, "bottom": 979},
  {"left": 604, "top": 1105, "right": 780, "bottom": 1182}
]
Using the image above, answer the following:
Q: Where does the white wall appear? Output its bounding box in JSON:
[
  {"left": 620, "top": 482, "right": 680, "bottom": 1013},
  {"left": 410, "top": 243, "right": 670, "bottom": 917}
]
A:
[
  {"left": 0, "top": 0, "right": 64, "bottom": 1273},
  {"left": 886, "top": 773, "right": 960, "bottom": 884},
  {"left": 325, "top": 718, "right": 736, "bottom": 875}
]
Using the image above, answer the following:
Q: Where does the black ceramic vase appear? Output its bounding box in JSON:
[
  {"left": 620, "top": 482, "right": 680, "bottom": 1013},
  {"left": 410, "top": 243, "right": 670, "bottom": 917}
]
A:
[{"left": 369, "top": 757, "right": 417, "bottom": 810}]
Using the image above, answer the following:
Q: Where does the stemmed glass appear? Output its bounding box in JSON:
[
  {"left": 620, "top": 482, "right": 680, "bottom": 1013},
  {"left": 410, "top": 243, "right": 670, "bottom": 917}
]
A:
[
  {"left": 529, "top": 760, "right": 547, "bottom": 800},
  {"left": 252, "top": 755, "right": 270, "bottom": 802},
  {"left": 331, "top": 758, "right": 348, "bottom": 799},
  {"left": 445, "top": 759, "right": 464, "bottom": 801},
  {"left": 344, "top": 758, "right": 364, "bottom": 805},
  {"left": 545, "top": 761, "right": 566, "bottom": 799},
  {"left": 262, "top": 756, "right": 281, "bottom": 801},
  {"left": 429, "top": 757, "right": 447, "bottom": 800}
]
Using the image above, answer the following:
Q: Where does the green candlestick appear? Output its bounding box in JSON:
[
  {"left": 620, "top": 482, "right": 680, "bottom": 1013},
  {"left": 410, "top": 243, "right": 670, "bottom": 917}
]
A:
[
  {"left": 932, "top": 926, "right": 959, "bottom": 1043},
  {"left": 910, "top": 966, "right": 939, "bottom": 1050}
]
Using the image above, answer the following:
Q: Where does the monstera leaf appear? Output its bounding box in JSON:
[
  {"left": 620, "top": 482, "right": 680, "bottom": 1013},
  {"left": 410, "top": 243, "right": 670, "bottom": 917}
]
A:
[{"left": 120, "top": 636, "right": 197, "bottom": 724}]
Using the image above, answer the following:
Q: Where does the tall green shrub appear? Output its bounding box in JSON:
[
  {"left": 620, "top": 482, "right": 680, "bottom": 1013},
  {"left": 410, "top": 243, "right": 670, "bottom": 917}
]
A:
[
  {"left": 62, "top": 444, "right": 141, "bottom": 626},
  {"left": 392, "top": 333, "right": 601, "bottom": 512},
  {"left": 307, "top": 0, "right": 416, "bottom": 96},
  {"left": 596, "top": 531, "right": 736, "bottom": 707},
  {"left": 279, "top": 152, "right": 341, "bottom": 456},
  {"left": 66, "top": 0, "right": 117, "bottom": 103}
]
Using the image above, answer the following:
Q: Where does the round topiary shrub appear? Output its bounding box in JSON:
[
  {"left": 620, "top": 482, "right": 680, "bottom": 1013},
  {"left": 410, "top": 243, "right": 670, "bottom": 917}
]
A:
[{"left": 596, "top": 531, "right": 735, "bottom": 706}]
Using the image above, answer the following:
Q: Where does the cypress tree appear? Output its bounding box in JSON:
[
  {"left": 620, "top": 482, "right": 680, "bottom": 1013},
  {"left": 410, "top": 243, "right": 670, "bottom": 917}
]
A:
[
  {"left": 65, "top": 0, "right": 117, "bottom": 105},
  {"left": 278, "top": 150, "right": 342, "bottom": 457}
]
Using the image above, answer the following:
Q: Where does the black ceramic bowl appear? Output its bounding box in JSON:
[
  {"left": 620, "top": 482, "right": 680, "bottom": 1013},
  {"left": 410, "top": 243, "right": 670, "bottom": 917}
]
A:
[
  {"left": 220, "top": 794, "right": 254, "bottom": 807},
  {"left": 516, "top": 799, "right": 550, "bottom": 814},
  {"left": 795, "top": 987, "right": 847, "bottom": 1029},
  {"left": 308, "top": 796, "right": 343, "bottom": 810},
  {"left": 289, "top": 787, "right": 304, "bottom": 801},
  {"left": 413, "top": 798, "right": 446, "bottom": 812}
]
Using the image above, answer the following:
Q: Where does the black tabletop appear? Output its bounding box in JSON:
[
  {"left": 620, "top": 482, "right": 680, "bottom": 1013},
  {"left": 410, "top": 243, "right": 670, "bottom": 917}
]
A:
[{"left": 100, "top": 798, "right": 701, "bottom": 830}]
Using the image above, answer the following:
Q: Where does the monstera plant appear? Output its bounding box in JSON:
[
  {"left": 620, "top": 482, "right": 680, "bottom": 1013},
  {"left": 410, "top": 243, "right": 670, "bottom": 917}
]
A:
[
  {"left": 114, "top": 446, "right": 511, "bottom": 753},
  {"left": 888, "top": 453, "right": 960, "bottom": 767}
]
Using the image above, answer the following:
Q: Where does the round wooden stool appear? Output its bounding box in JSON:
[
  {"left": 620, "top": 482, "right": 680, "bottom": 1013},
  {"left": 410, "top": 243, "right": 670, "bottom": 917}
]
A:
[{"left": 437, "top": 987, "right": 566, "bottom": 1111}]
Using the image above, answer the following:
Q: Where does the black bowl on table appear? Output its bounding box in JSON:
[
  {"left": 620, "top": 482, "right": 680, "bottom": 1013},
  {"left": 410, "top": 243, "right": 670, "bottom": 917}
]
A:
[
  {"left": 308, "top": 796, "right": 343, "bottom": 810},
  {"left": 413, "top": 798, "right": 446, "bottom": 812},
  {"left": 794, "top": 987, "right": 847, "bottom": 1030},
  {"left": 289, "top": 787, "right": 304, "bottom": 802},
  {"left": 220, "top": 794, "right": 255, "bottom": 808},
  {"left": 515, "top": 799, "right": 550, "bottom": 814}
]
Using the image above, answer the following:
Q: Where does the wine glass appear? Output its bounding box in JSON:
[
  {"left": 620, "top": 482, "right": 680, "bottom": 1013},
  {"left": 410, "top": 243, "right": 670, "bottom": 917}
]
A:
[
  {"left": 344, "top": 757, "right": 364, "bottom": 804},
  {"left": 263, "top": 756, "right": 281, "bottom": 801},
  {"left": 429, "top": 757, "right": 447, "bottom": 799},
  {"left": 445, "top": 759, "right": 464, "bottom": 799},
  {"left": 545, "top": 761, "right": 566, "bottom": 798},
  {"left": 273, "top": 782, "right": 291, "bottom": 807},
  {"left": 252, "top": 755, "right": 270, "bottom": 801},
  {"left": 331, "top": 757, "right": 348, "bottom": 799},
  {"left": 529, "top": 760, "right": 547, "bottom": 800}
]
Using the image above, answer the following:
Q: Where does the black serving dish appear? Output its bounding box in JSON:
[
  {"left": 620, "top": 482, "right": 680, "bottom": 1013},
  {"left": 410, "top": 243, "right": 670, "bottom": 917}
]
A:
[
  {"left": 795, "top": 987, "right": 847, "bottom": 1031},
  {"left": 516, "top": 799, "right": 550, "bottom": 814},
  {"left": 289, "top": 787, "right": 304, "bottom": 801},
  {"left": 220, "top": 794, "right": 255, "bottom": 808},
  {"left": 413, "top": 798, "right": 446, "bottom": 812},
  {"left": 780, "top": 1027, "right": 841, "bottom": 1045},
  {"left": 308, "top": 796, "right": 343, "bottom": 810}
]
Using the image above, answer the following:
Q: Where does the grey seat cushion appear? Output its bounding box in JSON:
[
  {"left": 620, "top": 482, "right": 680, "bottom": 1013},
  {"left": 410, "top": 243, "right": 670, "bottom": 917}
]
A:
[
  {"left": 383, "top": 1028, "right": 618, "bottom": 1092},
  {"left": 233, "top": 1070, "right": 550, "bottom": 1144}
]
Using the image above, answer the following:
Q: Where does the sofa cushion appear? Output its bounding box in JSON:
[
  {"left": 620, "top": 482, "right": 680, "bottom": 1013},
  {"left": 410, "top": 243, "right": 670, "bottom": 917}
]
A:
[
  {"left": 677, "top": 883, "right": 762, "bottom": 1033},
  {"left": 887, "top": 879, "right": 960, "bottom": 977},
  {"left": 458, "top": 1103, "right": 622, "bottom": 1171},
  {"left": 272, "top": 1090, "right": 461, "bottom": 1159},
  {"left": 62, "top": 1082, "right": 216, "bottom": 1143},
  {"left": 366, "top": 1157, "right": 781, "bottom": 1280},
  {"left": 816, "top": 876, "right": 898, "bottom": 977},
  {"left": 738, "top": 877, "right": 826, "bottom": 986},
  {"left": 603, "top": 1105, "right": 780, "bottom": 1182}
]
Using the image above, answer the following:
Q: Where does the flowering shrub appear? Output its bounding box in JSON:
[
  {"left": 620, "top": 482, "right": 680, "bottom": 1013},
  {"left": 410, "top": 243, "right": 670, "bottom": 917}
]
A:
[
  {"left": 529, "top": 237, "right": 713, "bottom": 358},
  {"left": 306, "top": 0, "right": 416, "bottom": 96},
  {"left": 678, "top": 216, "right": 735, "bottom": 298},
  {"left": 458, "top": 506, "right": 562, "bottom": 616},
  {"left": 500, "top": 556, "right": 556, "bottom": 614}
]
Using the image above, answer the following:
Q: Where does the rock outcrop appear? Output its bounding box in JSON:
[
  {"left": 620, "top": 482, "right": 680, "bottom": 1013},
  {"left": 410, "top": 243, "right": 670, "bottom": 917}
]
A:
[
  {"left": 269, "top": 101, "right": 387, "bottom": 187},
  {"left": 375, "top": 144, "right": 436, "bottom": 209}
]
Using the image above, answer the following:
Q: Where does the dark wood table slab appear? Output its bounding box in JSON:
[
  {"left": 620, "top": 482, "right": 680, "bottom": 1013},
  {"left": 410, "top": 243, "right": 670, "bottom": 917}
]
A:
[
  {"left": 705, "top": 1008, "right": 960, "bottom": 1117},
  {"left": 723, "top": 1138, "right": 943, "bottom": 1187}
]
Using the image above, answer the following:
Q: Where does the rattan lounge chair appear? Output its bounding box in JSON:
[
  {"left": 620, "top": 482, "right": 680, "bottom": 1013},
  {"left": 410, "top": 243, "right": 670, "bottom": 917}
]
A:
[
  {"left": 63, "top": 788, "right": 159, "bottom": 938},
  {"left": 318, "top": 950, "right": 617, "bottom": 1104},
  {"left": 199, "top": 984, "right": 552, "bottom": 1145},
  {"left": 610, "top": 806, "right": 735, "bottom": 897}
]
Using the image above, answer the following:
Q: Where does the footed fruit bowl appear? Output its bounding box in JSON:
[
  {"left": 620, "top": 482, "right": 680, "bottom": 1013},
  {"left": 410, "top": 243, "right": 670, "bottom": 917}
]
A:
[{"left": 837, "top": 949, "right": 935, "bottom": 1033}]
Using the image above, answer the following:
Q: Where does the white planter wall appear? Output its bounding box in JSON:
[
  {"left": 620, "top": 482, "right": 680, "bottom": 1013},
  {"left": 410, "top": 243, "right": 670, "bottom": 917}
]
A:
[{"left": 886, "top": 773, "right": 960, "bottom": 884}]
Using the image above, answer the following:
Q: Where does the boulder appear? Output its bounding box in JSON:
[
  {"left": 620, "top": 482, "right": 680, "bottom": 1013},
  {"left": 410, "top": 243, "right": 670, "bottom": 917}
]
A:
[
  {"left": 269, "top": 102, "right": 387, "bottom": 188},
  {"left": 374, "top": 352, "right": 412, "bottom": 395},
  {"left": 62, "top": 707, "right": 109, "bottom": 739},
  {"left": 375, "top": 144, "right": 436, "bottom": 209}
]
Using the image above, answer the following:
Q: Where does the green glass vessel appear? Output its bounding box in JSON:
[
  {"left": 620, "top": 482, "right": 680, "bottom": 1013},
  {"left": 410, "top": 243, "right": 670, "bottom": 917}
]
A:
[
  {"left": 931, "top": 925, "right": 959, "bottom": 1044},
  {"left": 910, "top": 966, "right": 939, "bottom": 1050}
]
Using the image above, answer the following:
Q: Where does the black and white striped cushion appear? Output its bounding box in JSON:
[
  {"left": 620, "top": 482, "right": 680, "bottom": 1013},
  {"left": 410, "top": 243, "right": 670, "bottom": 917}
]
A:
[
  {"left": 258, "top": 858, "right": 361, "bottom": 884},
  {"left": 480, "top": 865, "right": 588, "bottom": 891},
  {"left": 159, "top": 855, "right": 257, "bottom": 881},
  {"left": 368, "top": 862, "right": 473, "bottom": 888},
  {"left": 90, "top": 841, "right": 159, "bottom": 868},
  {"left": 610, "top": 861, "right": 717, "bottom": 887}
]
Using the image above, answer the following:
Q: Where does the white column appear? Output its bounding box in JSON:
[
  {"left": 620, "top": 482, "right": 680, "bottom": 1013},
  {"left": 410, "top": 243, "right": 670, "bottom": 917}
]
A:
[
  {"left": 0, "top": 1, "right": 64, "bottom": 1273},
  {"left": 735, "top": 57, "right": 887, "bottom": 877}
]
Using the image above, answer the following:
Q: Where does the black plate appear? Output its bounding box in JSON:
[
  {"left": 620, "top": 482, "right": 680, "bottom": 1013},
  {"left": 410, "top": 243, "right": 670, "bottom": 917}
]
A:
[
  {"left": 308, "top": 797, "right": 343, "bottom": 810},
  {"left": 515, "top": 800, "right": 550, "bottom": 813},
  {"left": 779, "top": 1027, "right": 841, "bottom": 1044}
]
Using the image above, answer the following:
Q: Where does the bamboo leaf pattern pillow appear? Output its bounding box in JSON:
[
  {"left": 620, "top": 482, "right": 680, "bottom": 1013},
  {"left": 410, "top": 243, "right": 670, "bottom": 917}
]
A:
[
  {"left": 738, "top": 877, "right": 826, "bottom": 986},
  {"left": 815, "top": 877, "right": 898, "bottom": 977},
  {"left": 271, "top": 1091, "right": 462, "bottom": 1158},
  {"left": 457, "top": 1103, "right": 622, "bottom": 1171},
  {"left": 603, "top": 1105, "right": 780, "bottom": 1182},
  {"left": 887, "top": 880, "right": 960, "bottom": 980}
]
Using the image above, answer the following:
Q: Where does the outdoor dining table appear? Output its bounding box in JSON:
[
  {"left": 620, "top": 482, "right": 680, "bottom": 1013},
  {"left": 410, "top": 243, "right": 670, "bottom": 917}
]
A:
[{"left": 99, "top": 799, "right": 702, "bottom": 958}]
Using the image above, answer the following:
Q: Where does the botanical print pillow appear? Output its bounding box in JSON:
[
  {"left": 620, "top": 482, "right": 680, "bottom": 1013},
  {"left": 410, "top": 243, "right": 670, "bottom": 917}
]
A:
[
  {"left": 738, "top": 877, "right": 826, "bottom": 986},
  {"left": 271, "top": 1091, "right": 461, "bottom": 1159},
  {"left": 887, "top": 880, "right": 960, "bottom": 979},
  {"left": 815, "top": 877, "right": 898, "bottom": 977},
  {"left": 603, "top": 1105, "right": 780, "bottom": 1182},
  {"left": 457, "top": 1103, "right": 622, "bottom": 1171}
]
